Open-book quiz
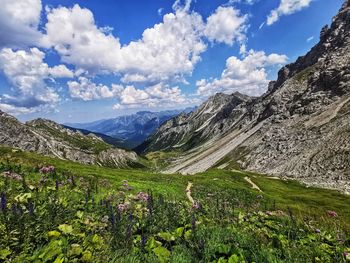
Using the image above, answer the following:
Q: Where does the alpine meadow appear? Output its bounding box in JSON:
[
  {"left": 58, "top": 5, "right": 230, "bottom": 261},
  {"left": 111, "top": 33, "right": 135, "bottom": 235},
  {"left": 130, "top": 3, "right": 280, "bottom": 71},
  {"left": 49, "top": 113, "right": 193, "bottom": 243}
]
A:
[{"left": 0, "top": 0, "right": 350, "bottom": 262}]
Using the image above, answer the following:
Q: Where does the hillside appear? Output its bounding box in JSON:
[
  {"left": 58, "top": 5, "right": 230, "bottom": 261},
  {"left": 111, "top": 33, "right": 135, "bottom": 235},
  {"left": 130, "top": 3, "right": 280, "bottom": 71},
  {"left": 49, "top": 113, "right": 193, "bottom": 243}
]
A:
[
  {"left": 0, "top": 111, "right": 138, "bottom": 168},
  {"left": 137, "top": 1, "right": 350, "bottom": 193}
]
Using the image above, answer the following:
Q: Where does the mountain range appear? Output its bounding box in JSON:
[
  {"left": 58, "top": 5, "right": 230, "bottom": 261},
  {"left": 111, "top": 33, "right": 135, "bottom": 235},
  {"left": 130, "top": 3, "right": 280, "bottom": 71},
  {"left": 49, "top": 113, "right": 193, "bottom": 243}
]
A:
[
  {"left": 65, "top": 109, "right": 194, "bottom": 149},
  {"left": 0, "top": 112, "right": 138, "bottom": 168},
  {"left": 137, "top": 1, "right": 350, "bottom": 193}
]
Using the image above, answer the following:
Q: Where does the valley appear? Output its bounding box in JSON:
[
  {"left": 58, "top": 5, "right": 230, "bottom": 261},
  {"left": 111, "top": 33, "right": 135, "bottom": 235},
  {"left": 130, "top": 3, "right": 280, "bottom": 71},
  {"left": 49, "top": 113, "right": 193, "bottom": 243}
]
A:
[{"left": 0, "top": 0, "right": 350, "bottom": 262}]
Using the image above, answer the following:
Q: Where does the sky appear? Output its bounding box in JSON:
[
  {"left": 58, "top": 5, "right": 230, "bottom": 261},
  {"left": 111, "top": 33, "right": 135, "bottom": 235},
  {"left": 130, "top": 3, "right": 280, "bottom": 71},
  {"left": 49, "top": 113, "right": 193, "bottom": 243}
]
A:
[{"left": 0, "top": 0, "right": 344, "bottom": 123}]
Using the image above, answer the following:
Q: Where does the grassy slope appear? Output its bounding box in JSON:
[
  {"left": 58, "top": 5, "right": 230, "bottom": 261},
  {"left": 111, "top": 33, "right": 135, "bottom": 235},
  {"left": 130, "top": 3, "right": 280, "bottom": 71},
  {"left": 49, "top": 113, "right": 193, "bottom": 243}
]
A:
[{"left": 1, "top": 146, "right": 349, "bottom": 226}]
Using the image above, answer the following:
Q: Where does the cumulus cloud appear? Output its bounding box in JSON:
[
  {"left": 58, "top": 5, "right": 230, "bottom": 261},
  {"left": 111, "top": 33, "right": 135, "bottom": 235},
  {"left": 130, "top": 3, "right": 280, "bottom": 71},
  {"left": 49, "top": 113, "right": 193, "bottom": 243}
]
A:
[
  {"left": 0, "top": 0, "right": 254, "bottom": 114},
  {"left": 205, "top": 6, "right": 247, "bottom": 46},
  {"left": 113, "top": 83, "right": 195, "bottom": 109},
  {"left": 0, "top": 0, "right": 44, "bottom": 48},
  {"left": 0, "top": 48, "right": 73, "bottom": 112},
  {"left": 67, "top": 77, "right": 123, "bottom": 101},
  {"left": 43, "top": 4, "right": 207, "bottom": 85},
  {"left": 67, "top": 76, "right": 194, "bottom": 109},
  {"left": 197, "top": 49, "right": 288, "bottom": 97},
  {"left": 267, "top": 0, "right": 313, "bottom": 26}
]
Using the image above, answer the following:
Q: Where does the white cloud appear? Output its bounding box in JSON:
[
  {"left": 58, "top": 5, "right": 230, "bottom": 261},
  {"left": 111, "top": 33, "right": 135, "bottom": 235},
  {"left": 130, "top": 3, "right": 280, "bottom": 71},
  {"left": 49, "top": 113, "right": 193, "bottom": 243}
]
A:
[
  {"left": 49, "top": 65, "right": 74, "bottom": 78},
  {"left": 68, "top": 78, "right": 194, "bottom": 109},
  {"left": 205, "top": 6, "right": 247, "bottom": 46},
  {"left": 67, "top": 77, "right": 123, "bottom": 101},
  {"left": 267, "top": 0, "right": 313, "bottom": 26},
  {"left": 0, "top": 0, "right": 44, "bottom": 48},
  {"left": 197, "top": 49, "right": 288, "bottom": 97},
  {"left": 114, "top": 83, "right": 195, "bottom": 109},
  {"left": 0, "top": 48, "right": 72, "bottom": 111},
  {"left": 228, "top": 0, "right": 258, "bottom": 4},
  {"left": 44, "top": 4, "right": 207, "bottom": 85}
]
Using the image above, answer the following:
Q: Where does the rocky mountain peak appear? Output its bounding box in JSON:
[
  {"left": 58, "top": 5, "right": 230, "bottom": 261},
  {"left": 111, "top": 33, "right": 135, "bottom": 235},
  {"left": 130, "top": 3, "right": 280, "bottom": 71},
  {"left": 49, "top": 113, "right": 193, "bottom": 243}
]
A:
[{"left": 270, "top": 1, "right": 350, "bottom": 93}]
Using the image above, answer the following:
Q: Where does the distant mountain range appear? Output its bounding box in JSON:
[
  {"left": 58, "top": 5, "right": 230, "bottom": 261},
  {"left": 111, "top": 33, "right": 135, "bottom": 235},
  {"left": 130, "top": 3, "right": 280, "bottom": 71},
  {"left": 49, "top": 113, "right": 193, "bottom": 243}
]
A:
[{"left": 65, "top": 108, "right": 195, "bottom": 149}]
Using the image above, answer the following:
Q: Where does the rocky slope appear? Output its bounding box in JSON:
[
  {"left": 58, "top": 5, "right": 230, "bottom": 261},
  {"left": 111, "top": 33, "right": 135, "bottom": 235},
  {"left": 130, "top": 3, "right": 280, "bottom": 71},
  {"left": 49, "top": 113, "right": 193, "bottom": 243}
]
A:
[
  {"left": 139, "top": 1, "right": 350, "bottom": 193},
  {"left": 136, "top": 92, "right": 253, "bottom": 153},
  {"left": 0, "top": 112, "right": 138, "bottom": 167},
  {"left": 66, "top": 109, "right": 194, "bottom": 149}
]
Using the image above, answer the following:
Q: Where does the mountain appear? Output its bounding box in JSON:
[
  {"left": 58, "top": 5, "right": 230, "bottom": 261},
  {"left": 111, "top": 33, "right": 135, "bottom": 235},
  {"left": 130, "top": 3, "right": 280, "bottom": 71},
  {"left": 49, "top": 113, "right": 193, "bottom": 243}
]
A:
[
  {"left": 136, "top": 92, "right": 253, "bottom": 153},
  {"left": 62, "top": 125, "right": 125, "bottom": 148},
  {"left": 65, "top": 108, "right": 195, "bottom": 149},
  {"left": 0, "top": 111, "right": 138, "bottom": 168},
  {"left": 137, "top": 1, "right": 350, "bottom": 193}
]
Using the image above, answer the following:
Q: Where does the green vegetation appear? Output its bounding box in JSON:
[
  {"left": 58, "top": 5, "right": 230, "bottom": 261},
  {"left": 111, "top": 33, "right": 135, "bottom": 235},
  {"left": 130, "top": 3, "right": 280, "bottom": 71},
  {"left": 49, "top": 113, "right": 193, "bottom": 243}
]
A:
[
  {"left": 34, "top": 123, "right": 111, "bottom": 154},
  {"left": 0, "top": 146, "right": 350, "bottom": 262},
  {"left": 294, "top": 65, "right": 317, "bottom": 82}
]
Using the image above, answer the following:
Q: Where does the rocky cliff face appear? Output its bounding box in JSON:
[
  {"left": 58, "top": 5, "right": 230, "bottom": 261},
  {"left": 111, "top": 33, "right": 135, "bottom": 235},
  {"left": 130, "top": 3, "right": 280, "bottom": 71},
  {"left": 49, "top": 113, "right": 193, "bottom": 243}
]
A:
[
  {"left": 137, "top": 92, "right": 252, "bottom": 153},
  {"left": 140, "top": 1, "right": 350, "bottom": 193},
  {"left": 0, "top": 112, "right": 138, "bottom": 167}
]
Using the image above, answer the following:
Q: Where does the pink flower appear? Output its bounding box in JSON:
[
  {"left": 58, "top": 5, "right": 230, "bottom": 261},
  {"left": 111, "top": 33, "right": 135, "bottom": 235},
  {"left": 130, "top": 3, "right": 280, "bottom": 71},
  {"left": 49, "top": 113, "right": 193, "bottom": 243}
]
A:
[
  {"left": 117, "top": 203, "right": 129, "bottom": 213},
  {"left": 327, "top": 210, "right": 338, "bottom": 217},
  {"left": 136, "top": 192, "right": 149, "bottom": 202},
  {"left": 39, "top": 166, "right": 55, "bottom": 174},
  {"left": 2, "top": 171, "right": 22, "bottom": 181}
]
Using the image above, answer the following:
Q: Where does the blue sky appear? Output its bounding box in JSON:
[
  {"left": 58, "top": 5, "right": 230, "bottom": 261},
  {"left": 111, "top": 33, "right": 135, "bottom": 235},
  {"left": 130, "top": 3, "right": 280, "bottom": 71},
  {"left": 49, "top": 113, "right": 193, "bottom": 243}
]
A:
[{"left": 0, "top": 0, "right": 343, "bottom": 123}]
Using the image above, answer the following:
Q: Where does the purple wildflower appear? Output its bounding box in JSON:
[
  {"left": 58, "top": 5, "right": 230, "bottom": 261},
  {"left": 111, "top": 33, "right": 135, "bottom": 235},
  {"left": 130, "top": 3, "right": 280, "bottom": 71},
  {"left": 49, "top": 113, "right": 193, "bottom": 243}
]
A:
[
  {"left": 1, "top": 192, "right": 6, "bottom": 212},
  {"left": 28, "top": 202, "right": 34, "bottom": 216},
  {"left": 39, "top": 166, "right": 55, "bottom": 174},
  {"left": 315, "top": 229, "right": 321, "bottom": 234}
]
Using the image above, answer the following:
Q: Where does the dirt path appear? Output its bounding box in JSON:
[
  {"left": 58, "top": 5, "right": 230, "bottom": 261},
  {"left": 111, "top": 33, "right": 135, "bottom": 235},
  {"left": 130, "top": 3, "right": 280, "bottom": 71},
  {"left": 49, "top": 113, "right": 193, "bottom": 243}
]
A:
[
  {"left": 244, "top": 177, "right": 262, "bottom": 192},
  {"left": 186, "top": 182, "right": 195, "bottom": 204},
  {"left": 164, "top": 120, "right": 266, "bottom": 175}
]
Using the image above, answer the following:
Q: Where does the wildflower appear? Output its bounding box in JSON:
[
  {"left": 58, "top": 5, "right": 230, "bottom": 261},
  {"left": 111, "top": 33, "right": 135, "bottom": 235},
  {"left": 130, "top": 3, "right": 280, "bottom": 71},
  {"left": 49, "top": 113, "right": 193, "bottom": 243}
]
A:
[
  {"left": 141, "top": 233, "right": 147, "bottom": 250},
  {"left": 326, "top": 210, "right": 338, "bottom": 217},
  {"left": 192, "top": 201, "right": 200, "bottom": 210},
  {"left": 39, "top": 166, "right": 55, "bottom": 174},
  {"left": 2, "top": 171, "right": 22, "bottom": 181},
  {"left": 136, "top": 192, "right": 149, "bottom": 202},
  {"left": 1, "top": 192, "right": 6, "bottom": 212},
  {"left": 256, "top": 195, "right": 264, "bottom": 199},
  {"left": 315, "top": 229, "right": 321, "bottom": 234},
  {"left": 191, "top": 214, "right": 196, "bottom": 231},
  {"left": 55, "top": 180, "right": 62, "bottom": 190},
  {"left": 110, "top": 207, "right": 116, "bottom": 227},
  {"left": 266, "top": 211, "right": 273, "bottom": 216},
  {"left": 117, "top": 203, "right": 129, "bottom": 213},
  {"left": 28, "top": 202, "right": 34, "bottom": 216}
]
